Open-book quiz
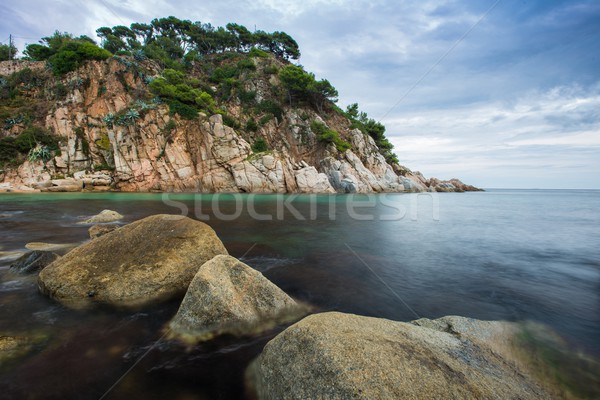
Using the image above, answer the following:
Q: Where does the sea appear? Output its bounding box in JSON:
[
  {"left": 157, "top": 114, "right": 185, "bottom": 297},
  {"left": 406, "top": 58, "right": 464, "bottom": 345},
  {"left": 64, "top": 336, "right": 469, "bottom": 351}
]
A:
[{"left": 0, "top": 189, "right": 598, "bottom": 398}]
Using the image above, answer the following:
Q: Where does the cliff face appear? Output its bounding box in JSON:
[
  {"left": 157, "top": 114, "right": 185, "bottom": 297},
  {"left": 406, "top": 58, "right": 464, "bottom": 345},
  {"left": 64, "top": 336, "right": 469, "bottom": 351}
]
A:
[{"left": 0, "top": 58, "right": 478, "bottom": 193}]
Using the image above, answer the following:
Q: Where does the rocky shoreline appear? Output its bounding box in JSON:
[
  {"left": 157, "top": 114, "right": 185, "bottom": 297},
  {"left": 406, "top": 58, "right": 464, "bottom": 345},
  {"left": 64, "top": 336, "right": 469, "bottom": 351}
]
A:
[
  {"left": 0, "top": 60, "right": 481, "bottom": 195},
  {"left": 3, "top": 212, "right": 590, "bottom": 398}
]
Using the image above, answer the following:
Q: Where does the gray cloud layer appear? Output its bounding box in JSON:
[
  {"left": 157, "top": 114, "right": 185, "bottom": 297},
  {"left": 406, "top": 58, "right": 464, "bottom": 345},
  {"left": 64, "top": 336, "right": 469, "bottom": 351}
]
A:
[{"left": 2, "top": 0, "right": 599, "bottom": 188}]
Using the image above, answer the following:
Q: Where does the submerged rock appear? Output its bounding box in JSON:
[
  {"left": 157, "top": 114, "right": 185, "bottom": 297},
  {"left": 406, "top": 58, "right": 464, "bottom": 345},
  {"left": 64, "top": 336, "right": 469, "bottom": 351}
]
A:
[
  {"left": 0, "top": 335, "right": 41, "bottom": 366},
  {"left": 79, "top": 209, "right": 123, "bottom": 224},
  {"left": 25, "top": 242, "right": 77, "bottom": 252},
  {"left": 168, "top": 255, "right": 303, "bottom": 342},
  {"left": 247, "top": 312, "right": 556, "bottom": 399},
  {"left": 38, "top": 214, "right": 228, "bottom": 309},
  {"left": 9, "top": 251, "right": 59, "bottom": 274}
]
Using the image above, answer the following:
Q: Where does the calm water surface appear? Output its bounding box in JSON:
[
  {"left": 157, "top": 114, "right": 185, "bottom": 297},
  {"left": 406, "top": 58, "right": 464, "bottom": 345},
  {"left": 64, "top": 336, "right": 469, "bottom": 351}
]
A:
[{"left": 0, "top": 189, "right": 599, "bottom": 399}]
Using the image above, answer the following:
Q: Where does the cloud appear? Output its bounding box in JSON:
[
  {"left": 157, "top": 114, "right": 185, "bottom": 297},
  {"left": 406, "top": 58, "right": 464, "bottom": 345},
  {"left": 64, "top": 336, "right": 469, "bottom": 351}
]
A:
[
  {"left": 1, "top": 0, "right": 599, "bottom": 188},
  {"left": 386, "top": 84, "right": 600, "bottom": 188}
]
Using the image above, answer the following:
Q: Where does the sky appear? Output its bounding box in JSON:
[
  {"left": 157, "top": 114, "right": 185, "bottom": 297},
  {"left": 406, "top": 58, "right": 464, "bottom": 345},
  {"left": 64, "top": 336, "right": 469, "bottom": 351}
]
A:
[{"left": 1, "top": 0, "right": 599, "bottom": 189}]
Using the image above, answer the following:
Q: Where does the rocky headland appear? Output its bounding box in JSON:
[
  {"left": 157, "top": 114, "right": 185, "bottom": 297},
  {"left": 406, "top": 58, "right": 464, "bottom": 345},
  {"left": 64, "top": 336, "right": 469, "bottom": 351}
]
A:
[{"left": 0, "top": 55, "right": 479, "bottom": 194}]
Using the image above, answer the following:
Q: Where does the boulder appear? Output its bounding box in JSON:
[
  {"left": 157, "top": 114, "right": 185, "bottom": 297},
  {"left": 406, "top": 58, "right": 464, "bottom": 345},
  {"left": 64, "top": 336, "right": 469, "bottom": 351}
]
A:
[
  {"left": 168, "top": 255, "right": 303, "bottom": 342},
  {"left": 38, "top": 214, "right": 228, "bottom": 309},
  {"left": 79, "top": 209, "right": 123, "bottom": 224},
  {"left": 9, "top": 251, "right": 59, "bottom": 274},
  {"left": 247, "top": 312, "right": 556, "bottom": 400},
  {"left": 88, "top": 224, "right": 119, "bottom": 239}
]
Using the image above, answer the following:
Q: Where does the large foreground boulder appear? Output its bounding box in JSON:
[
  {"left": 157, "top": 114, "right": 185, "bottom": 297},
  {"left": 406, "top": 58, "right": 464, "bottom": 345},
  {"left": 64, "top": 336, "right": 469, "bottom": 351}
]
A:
[
  {"left": 168, "top": 255, "right": 304, "bottom": 342},
  {"left": 247, "top": 312, "right": 558, "bottom": 399},
  {"left": 38, "top": 214, "right": 228, "bottom": 309}
]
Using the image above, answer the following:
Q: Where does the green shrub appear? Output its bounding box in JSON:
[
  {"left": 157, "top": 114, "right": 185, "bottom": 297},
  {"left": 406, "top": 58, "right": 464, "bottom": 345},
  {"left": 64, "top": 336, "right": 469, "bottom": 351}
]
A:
[
  {"left": 28, "top": 145, "right": 52, "bottom": 162},
  {"left": 150, "top": 69, "right": 216, "bottom": 114},
  {"left": 167, "top": 99, "right": 198, "bottom": 119},
  {"left": 15, "top": 126, "right": 59, "bottom": 153},
  {"left": 245, "top": 118, "right": 258, "bottom": 132},
  {"left": 344, "top": 103, "right": 398, "bottom": 164},
  {"left": 0, "top": 136, "right": 18, "bottom": 163},
  {"left": 248, "top": 48, "right": 270, "bottom": 58},
  {"left": 0, "top": 127, "right": 60, "bottom": 164},
  {"left": 251, "top": 138, "right": 268, "bottom": 153},
  {"left": 221, "top": 114, "right": 240, "bottom": 128},
  {"left": 164, "top": 119, "right": 177, "bottom": 132},
  {"left": 74, "top": 127, "right": 89, "bottom": 154},
  {"left": 162, "top": 69, "right": 186, "bottom": 85},
  {"left": 256, "top": 99, "right": 283, "bottom": 121},
  {"left": 8, "top": 68, "right": 44, "bottom": 87},
  {"left": 310, "top": 121, "right": 351, "bottom": 152},
  {"left": 238, "top": 89, "right": 256, "bottom": 104},
  {"left": 263, "top": 65, "right": 279, "bottom": 75},
  {"left": 210, "top": 65, "right": 238, "bottom": 83},
  {"left": 54, "top": 82, "right": 68, "bottom": 98},
  {"left": 259, "top": 114, "right": 272, "bottom": 125},
  {"left": 195, "top": 91, "right": 216, "bottom": 110},
  {"left": 47, "top": 41, "right": 112, "bottom": 75},
  {"left": 237, "top": 58, "right": 256, "bottom": 71}
]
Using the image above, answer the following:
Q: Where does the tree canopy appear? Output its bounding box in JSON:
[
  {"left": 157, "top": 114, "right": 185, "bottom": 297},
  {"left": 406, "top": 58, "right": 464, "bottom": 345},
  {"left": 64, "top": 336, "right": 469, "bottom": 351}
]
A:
[
  {"left": 345, "top": 103, "right": 399, "bottom": 164},
  {"left": 0, "top": 43, "right": 18, "bottom": 61},
  {"left": 279, "top": 65, "right": 338, "bottom": 113},
  {"left": 94, "top": 17, "right": 300, "bottom": 64},
  {"left": 23, "top": 31, "right": 111, "bottom": 75}
]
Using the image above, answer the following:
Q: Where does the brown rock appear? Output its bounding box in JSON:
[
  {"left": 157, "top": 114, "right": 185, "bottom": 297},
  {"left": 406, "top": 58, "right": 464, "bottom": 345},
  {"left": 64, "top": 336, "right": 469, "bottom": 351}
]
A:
[
  {"left": 168, "top": 255, "right": 304, "bottom": 342},
  {"left": 88, "top": 224, "right": 119, "bottom": 239},
  {"left": 79, "top": 209, "right": 123, "bottom": 224},
  {"left": 247, "top": 312, "right": 556, "bottom": 400},
  {"left": 38, "top": 214, "right": 228, "bottom": 309}
]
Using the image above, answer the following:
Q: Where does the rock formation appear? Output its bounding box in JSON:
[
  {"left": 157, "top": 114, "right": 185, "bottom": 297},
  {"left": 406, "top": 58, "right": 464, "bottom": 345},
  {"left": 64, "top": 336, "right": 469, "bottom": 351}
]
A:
[
  {"left": 0, "top": 59, "right": 479, "bottom": 193},
  {"left": 9, "top": 250, "right": 58, "bottom": 274},
  {"left": 88, "top": 224, "right": 119, "bottom": 239},
  {"left": 38, "top": 214, "right": 228, "bottom": 309},
  {"left": 247, "top": 312, "right": 558, "bottom": 399},
  {"left": 79, "top": 209, "right": 123, "bottom": 224},
  {"left": 168, "top": 255, "right": 304, "bottom": 342}
]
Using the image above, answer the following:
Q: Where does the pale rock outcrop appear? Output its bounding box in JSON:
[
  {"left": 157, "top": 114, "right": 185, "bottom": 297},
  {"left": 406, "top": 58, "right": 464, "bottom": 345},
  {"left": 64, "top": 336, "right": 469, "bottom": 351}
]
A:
[
  {"left": 0, "top": 59, "right": 478, "bottom": 193},
  {"left": 79, "top": 209, "right": 123, "bottom": 224},
  {"left": 294, "top": 166, "right": 335, "bottom": 193},
  {"left": 168, "top": 255, "right": 303, "bottom": 342},
  {"left": 38, "top": 214, "right": 228, "bottom": 309},
  {"left": 247, "top": 312, "right": 557, "bottom": 400}
]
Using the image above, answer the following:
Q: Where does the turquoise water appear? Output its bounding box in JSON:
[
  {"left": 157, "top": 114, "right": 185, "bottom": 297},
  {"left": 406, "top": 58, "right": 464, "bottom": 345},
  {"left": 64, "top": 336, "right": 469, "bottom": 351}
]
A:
[{"left": 0, "top": 190, "right": 599, "bottom": 398}]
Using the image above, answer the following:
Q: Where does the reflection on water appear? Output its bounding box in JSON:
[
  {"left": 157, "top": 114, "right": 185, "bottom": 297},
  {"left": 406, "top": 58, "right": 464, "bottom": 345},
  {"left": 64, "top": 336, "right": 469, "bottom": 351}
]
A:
[{"left": 0, "top": 190, "right": 599, "bottom": 398}]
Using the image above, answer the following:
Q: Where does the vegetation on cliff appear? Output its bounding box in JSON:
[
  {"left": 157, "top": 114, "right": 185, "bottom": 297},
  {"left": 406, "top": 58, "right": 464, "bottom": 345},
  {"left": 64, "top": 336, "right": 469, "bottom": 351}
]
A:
[{"left": 0, "top": 16, "right": 401, "bottom": 179}]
